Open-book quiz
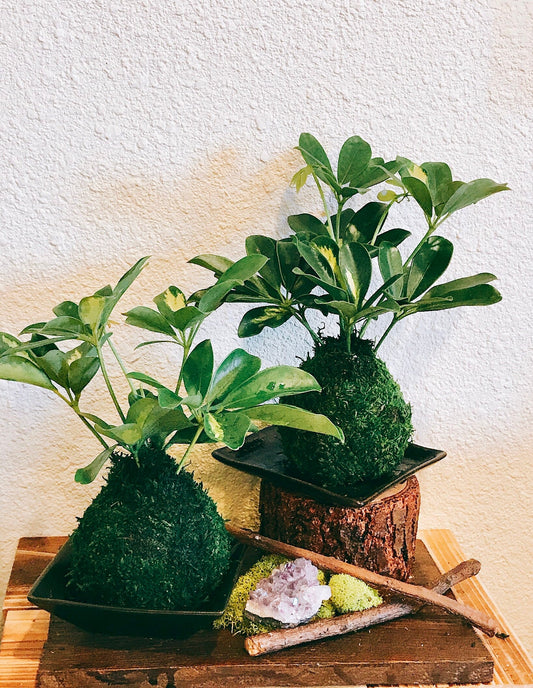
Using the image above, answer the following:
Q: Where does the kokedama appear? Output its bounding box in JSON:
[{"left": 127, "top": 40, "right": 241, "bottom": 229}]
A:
[
  {"left": 193, "top": 133, "right": 507, "bottom": 493},
  {"left": 0, "top": 256, "right": 342, "bottom": 609}
]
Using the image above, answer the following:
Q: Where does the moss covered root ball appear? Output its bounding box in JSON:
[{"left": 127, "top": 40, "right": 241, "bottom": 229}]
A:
[
  {"left": 280, "top": 336, "right": 413, "bottom": 492},
  {"left": 68, "top": 446, "right": 232, "bottom": 610}
]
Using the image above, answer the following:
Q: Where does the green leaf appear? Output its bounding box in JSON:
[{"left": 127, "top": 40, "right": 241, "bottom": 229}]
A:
[
  {"left": 407, "top": 236, "right": 454, "bottom": 300},
  {"left": 94, "top": 285, "right": 113, "bottom": 297},
  {"left": 95, "top": 422, "right": 142, "bottom": 445},
  {"left": 153, "top": 286, "right": 187, "bottom": 322},
  {"left": 244, "top": 404, "right": 344, "bottom": 440},
  {"left": 292, "top": 268, "right": 348, "bottom": 301},
  {"left": 40, "top": 317, "right": 85, "bottom": 337},
  {"left": 100, "top": 256, "right": 150, "bottom": 325},
  {"left": 421, "top": 162, "right": 453, "bottom": 208},
  {"left": 423, "top": 273, "right": 498, "bottom": 299},
  {"left": 52, "top": 301, "right": 79, "bottom": 319},
  {"left": 375, "top": 228, "right": 411, "bottom": 248},
  {"left": 126, "top": 398, "right": 159, "bottom": 426},
  {"left": 245, "top": 236, "right": 282, "bottom": 290},
  {"left": 127, "top": 371, "right": 168, "bottom": 389},
  {"left": 68, "top": 356, "right": 100, "bottom": 395},
  {"left": 295, "top": 238, "right": 335, "bottom": 283},
  {"left": 276, "top": 240, "right": 300, "bottom": 291},
  {"left": 188, "top": 254, "right": 234, "bottom": 276},
  {"left": 0, "top": 332, "right": 32, "bottom": 358},
  {"left": 170, "top": 306, "right": 205, "bottom": 332},
  {"left": 219, "top": 254, "right": 268, "bottom": 284},
  {"left": 402, "top": 176, "right": 433, "bottom": 218},
  {"left": 405, "top": 284, "right": 502, "bottom": 315},
  {"left": 182, "top": 339, "right": 213, "bottom": 399},
  {"left": 290, "top": 165, "right": 312, "bottom": 192},
  {"left": 441, "top": 178, "right": 509, "bottom": 217},
  {"left": 297, "top": 133, "right": 333, "bottom": 173},
  {"left": 37, "top": 350, "right": 69, "bottom": 388},
  {"left": 18, "top": 323, "right": 48, "bottom": 336},
  {"left": 378, "top": 242, "right": 404, "bottom": 299},
  {"left": 78, "top": 295, "right": 107, "bottom": 333},
  {"left": 123, "top": 306, "right": 176, "bottom": 337},
  {"left": 287, "top": 214, "right": 327, "bottom": 236},
  {"left": 296, "top": 134, "right": 340, "bottom": 192},
  {"left": 158, "top": 387, "right": 183, "bottom": 408},
  {"left": 0, "top": 355, "right": 55, "bottom": 390},
  {"left": 198, "top": 279, "right": 241, "bottom": 313},
  {"left": 322, "top": 300, "right": 358, "bottom": 321},
  {"left": 351, "top": 202, "right": 389, "bottom": 243},
  {"left": 142, "top": 405, "right": 193, "bottom": 444},
  {"left": 238, "top": 306, "right": 292, "bottom": 337},
  {"left": 75, "top": 445, "right": 116, "bottom": 484},
  {"left": 337, "top": 136, "right": 372, "bottom": 185},
  {"left": 218, "top": 366, "right": 321, "bottom": 409},
  {"left": 207, "top": 348, "right": 262, "bottom": 404},
  {"left": 204, "top": 411, "right": 251, "bottom": 449},
  {"left": 338, "top": 242, "right": 372, "bottom": 306}
]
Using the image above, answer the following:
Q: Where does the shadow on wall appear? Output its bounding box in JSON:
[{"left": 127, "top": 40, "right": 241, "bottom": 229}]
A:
[{"left": 79, "top": 146, "right": 303, "bottom": 272}]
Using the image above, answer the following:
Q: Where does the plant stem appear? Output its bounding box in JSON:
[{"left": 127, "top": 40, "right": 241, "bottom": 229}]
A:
[
  {"left": 311, "top": 170, "right": 334, "bottom": 240},
  {"left": 293, "top": 308, "right": 320, "bottom": 344},
  {"left": 73, "top": 406, "right": 110, "bottom": 449},
  {"left": 107, "top": 335, "right": 136, "bottom": 396},
  {"left": 176, "top": 424, "right": 204, "bottom": 473},
  {"left": 374, "top": 316, "right": 398, "bottom": 352},
  {"left": 96, "top": 342, "right": 126, "bottom": 422},
  {"left": 335, "top": 198, "right": 345, "bottom": 243}
]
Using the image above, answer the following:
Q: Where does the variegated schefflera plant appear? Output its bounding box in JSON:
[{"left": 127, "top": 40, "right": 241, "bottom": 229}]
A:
[
  {"left": 0, "top": 256, "right": 342, "bottom": 609},
  {"left": 191, "top": 133, "right": 508, "bottom": 492}
]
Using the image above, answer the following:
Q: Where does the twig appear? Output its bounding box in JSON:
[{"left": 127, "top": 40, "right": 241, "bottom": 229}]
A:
[
  {"left": 225, "top": 524, "right": 505, "bottom": 638},
  {"left": 245, "top": 559, "right": 482, "bottom": 656}
]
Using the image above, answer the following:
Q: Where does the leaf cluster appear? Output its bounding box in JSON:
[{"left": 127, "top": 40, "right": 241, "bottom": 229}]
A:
[
  {"left": 192, "top": 133, "right": 507, "bottom": 351},
  {"left": 0, "top": 256, "right": 342, "bottom": 484}
]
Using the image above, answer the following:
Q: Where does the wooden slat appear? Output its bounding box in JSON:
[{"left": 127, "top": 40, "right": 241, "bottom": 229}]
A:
[
  {"left": 4, "top": 537, "right": 66, "bottom": 613},
  {"left": 0, "top": 610, "right": 49, "bottom": 688},
  {"left": 422, "top": 529, "right": 533, "bottom": 686}
]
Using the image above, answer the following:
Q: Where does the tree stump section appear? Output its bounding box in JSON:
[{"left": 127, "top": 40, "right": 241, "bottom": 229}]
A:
[{"left": 259, "top": 476, "right": 420, "bottom": 581}]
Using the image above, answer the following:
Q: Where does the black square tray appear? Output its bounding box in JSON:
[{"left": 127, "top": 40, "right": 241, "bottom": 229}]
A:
[{"left": 213, "top": 426, "right": 446, "bottom": 508}]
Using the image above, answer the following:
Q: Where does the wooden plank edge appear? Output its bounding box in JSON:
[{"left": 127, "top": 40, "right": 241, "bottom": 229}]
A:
[{"left": 421, "top": 528, "right": 533, "bottom": 686}]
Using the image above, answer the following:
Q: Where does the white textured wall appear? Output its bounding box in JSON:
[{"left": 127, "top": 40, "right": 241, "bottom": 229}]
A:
[{"left": 1, "top": 0, "right": 532, "bottom": 655}]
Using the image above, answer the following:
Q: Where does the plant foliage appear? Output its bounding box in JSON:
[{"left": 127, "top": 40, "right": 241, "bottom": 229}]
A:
[
  {"left": 191, "top": 133, "right": 506, "bottom": 353},
  {"left": 0, "top": 256, "right": 342, "bottom": 483}
]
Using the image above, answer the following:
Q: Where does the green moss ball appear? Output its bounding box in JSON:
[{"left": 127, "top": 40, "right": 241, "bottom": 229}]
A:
[
  {"left": 329, "top": 574, "right": 383, "bottom": 614},
  {"left": 280, "top": 336, "right": 413, "bottom": 492},
  {"left": 67, "top": 446, "right": 232, "bottom": 610}
]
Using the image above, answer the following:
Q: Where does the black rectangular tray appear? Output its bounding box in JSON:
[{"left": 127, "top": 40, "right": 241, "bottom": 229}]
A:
[
  {"left": 28, "top": 538, "right": 247, "bottom": 638},
  {"left": 213, "top": 426, "right": 446, "bottom": 507}
]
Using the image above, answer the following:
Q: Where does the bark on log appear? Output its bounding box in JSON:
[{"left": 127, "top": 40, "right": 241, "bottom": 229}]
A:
[{"left": 259, "top": 476, "right": 420, "bottom": 581}]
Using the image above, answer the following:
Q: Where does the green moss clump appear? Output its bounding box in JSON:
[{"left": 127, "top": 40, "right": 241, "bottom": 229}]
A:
[
  {"left": 67, "top": 446, "right": 232, "bottom": 610},
  {"left": 214, "top": 555, "right": 334, "bottom": 635},
  {"left": 280, "top": 336, "right": 413, "bottom": 492},
  {"left": 329, "top": 574, "right": 383, "bottom": 614}
]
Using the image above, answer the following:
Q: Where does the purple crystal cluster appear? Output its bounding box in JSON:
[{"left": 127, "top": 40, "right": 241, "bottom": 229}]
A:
[{"left": 245, "top": 557, "right": 331, "bottom": 627}]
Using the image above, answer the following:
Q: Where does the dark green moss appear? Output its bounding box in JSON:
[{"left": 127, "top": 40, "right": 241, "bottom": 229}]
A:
[
  {"left": 67, "top": 446, "right": 232, "bottom": 610},
  {"left": 280, "top": 336, "right": 413, "bottom": 492}
]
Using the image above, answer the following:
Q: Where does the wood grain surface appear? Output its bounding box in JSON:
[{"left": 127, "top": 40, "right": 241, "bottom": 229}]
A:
[{"left": 0, "top": 531, "right": 532, "bottom": 688}]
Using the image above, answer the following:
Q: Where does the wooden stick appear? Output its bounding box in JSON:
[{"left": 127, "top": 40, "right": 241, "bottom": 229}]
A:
[
  {"left": 245, "top": 559, "right": 481, "bottom": 656},
  {"left": 226, "top": 524, "right": 505, "bottom": 638}
]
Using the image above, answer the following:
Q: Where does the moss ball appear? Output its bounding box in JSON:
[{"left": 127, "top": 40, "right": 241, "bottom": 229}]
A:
[
  {"left": 280, "top": 335, "right": 413, "bottom": 492},
  {"left": 67, "top": 446, "right": 232, "bottom": 610}
]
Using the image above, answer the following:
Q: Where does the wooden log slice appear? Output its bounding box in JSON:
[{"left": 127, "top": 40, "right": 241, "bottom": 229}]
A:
[{"left": 259, "top": 476, "right": 420, "bottom": 581}]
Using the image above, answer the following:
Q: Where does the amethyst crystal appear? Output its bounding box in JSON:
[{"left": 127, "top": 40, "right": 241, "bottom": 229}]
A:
[{"left": 245, "top": 557, "right": 331, "bottom": 627}]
